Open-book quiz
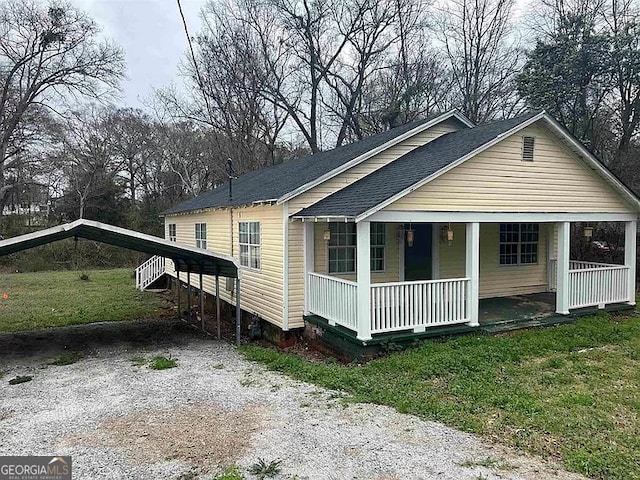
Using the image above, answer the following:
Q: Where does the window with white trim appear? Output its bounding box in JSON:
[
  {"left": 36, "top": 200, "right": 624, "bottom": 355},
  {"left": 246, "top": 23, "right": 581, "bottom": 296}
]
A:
[
  {"left": 168, "top": 223, "right": 177, "bottom": 242},
  {"left": 328, "top": 222, "right": 356, "bottom": 274},
  {"left": 370, "top": 222, "right": 386, "bottom": 272},
  {"left": 195, "top": 223, "right": 207, "bottom": 249},
  {"left": 499, "top": 223, "right": 539, "bottom": 265},
  {"left": 239, "top": 221, "right": 261, "bottom": 269}
]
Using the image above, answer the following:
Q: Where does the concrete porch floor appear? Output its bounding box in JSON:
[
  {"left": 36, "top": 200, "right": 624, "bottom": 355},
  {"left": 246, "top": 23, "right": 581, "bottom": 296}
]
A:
[{"left": 479, "top": 292, "right": 557, "bottom": 325}]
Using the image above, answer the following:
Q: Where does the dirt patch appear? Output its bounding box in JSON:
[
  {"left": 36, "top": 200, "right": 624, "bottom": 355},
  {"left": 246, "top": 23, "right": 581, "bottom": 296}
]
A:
[
  {"left": 0, "top": 408, "right": 11, "bottom": 421},
  {"left": 0, "top": 318, "right": 197, "bottom": 362},
  {"left": 65, "top": 403, "right": 263, "bottom": 472}
]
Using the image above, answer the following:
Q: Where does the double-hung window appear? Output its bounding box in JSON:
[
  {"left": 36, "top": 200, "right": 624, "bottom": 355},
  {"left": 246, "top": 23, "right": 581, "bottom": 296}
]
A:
[
  {"left": 327, "top": 222, "right": 386, "bottom": 274},
  {"left": 370, "top": 223, "right": 386, "bottom": 272},
  {"left": 328, "top": 223, "right": 356, "bottom": 274},
  {"left": 499, "top": 223, "right": 539, "bottom": 265},
  {"left": 168, "top": 223, "right": 177, "bottom": 242},
  {"left": 195, "top": 223, "right": 207, "bottom": 249},
  {"left": 239, "top": 221, "right": 261, "bottom": 269}
]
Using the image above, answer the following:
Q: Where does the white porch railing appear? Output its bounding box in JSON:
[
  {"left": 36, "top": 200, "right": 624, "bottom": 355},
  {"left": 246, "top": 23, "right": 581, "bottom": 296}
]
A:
[
  {"left": 548, "top": 258, "right": 630, "bottom": 309},
  {"left": 307, "top": 272, "right": 358, "bottom": 331},
  {"left": 569, "top": 265, "right": 630, "bottom": 309},
  {"left": 135, "top": 255, "right": 166, "bottom": 291},
  {"left": 370, "top": 278, "right": 470, "bottom": 335}
]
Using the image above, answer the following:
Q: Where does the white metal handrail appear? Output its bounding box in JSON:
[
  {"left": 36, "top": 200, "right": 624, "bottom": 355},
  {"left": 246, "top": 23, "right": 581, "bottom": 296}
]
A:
[
  {"left": 371, "top": 278, "right": 470, "bottom": 334},
  {"left": 135, "top": 255, "right": 166, "bottom": 291}
]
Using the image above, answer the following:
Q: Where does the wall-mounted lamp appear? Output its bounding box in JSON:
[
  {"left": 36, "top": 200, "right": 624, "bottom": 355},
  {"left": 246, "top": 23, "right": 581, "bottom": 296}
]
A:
[
  {"left": 441, "top": 224, "right": 454, "bottom": 246},
  {"left": 583, "top": 225, "right": 593, "bottom": 238},
  {"left": 323, "top": 228, "right": 331, "bottom": 241}
]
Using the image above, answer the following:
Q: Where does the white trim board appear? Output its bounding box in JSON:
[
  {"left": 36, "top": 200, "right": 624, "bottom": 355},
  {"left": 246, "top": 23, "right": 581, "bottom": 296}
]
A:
[
  {"left": 368, "top": 211, "right": 638, "bottom": 223},
  {"left": 277, "top": 110, "right": 474, "bottom": 206},
  {"left": 282, "top": 202, "right": 289, "bottom": 330},
  {"left": 355, "top": 112, "right": 640, "bottom": 222}
]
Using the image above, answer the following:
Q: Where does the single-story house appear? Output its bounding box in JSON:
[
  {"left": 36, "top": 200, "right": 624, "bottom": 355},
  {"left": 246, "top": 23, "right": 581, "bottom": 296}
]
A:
[{"left": 152, "top": 110, "right": 639, "bottom": 348}]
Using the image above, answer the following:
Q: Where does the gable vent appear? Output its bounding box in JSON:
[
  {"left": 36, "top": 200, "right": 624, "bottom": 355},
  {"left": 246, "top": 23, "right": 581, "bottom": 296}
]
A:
[{"left": 522, "top": 136, "right": 535, "bottom": 161}]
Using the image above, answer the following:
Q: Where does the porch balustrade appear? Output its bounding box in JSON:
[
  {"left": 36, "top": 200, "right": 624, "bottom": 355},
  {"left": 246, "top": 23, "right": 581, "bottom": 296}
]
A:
[
  {"left": 307, "top": 272, "right": 470, "bottom": 335},
  {"left": 549, "top": 258, "right": 631, "bottom": 309},
  {"left": 307, "top": 272, "right": 358, "bottom": 331},
  {"left": 370, "top": 278, "right": 470, "bottom": 334},
  {"left": 569, "top": 265, "right": 630, "bottom": 309}
]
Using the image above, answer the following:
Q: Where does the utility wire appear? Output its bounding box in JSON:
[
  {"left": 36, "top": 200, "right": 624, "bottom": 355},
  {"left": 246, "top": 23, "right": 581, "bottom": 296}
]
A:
[{"left": 176, "top": 0, "right": 214, "bottom": 124}]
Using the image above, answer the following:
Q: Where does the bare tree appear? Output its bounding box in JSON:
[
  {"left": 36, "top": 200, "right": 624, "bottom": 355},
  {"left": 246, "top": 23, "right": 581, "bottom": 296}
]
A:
[
  {"left": 0, "top": 0, "right": 124, "bottom": 213},
  {"left": 435, "top": 0, "right": 521, "bottom": 123},
  {"left": 105, "top": 108, "right": 153, "bottom": 206},
  {"left": 58, "top": 107, "right": 123, "bottom": 220}
]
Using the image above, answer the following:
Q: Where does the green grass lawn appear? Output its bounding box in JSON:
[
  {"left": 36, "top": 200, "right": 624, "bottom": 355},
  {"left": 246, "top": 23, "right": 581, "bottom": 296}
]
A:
[
  {"left": 0, "top": 269, "right": 166, "bottom": 332},
  {"left": 242, "top": 314, "right": 640, "bottom": 480}
]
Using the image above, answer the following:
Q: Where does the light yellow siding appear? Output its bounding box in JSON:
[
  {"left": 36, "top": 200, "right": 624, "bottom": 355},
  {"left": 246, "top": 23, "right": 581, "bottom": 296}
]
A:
[
  {"left": 386, "top": 124, "right": 634, "bottom": 213},
  {"left": 439, "top": 223, "right": 466, "bottom": 280},
  {"left": 287, "top": 119, "right": 463, "bottom": 214},
  {"left": 438, "top": 223, "right": 550, "bottom": 298},
  {"left": 165, "top": 204, "right": 285, "bottom": 328}
]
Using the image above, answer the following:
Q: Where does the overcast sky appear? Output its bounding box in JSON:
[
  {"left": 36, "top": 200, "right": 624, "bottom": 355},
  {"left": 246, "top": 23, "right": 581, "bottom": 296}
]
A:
[{"left": 72, "top": 0, "right": 207, "bottom": 110}]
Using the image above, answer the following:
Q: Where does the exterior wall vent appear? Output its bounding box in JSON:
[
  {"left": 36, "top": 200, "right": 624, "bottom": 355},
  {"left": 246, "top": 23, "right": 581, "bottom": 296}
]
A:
[{"left": 522, "top": 136, "right": 535, "bottom": 162}]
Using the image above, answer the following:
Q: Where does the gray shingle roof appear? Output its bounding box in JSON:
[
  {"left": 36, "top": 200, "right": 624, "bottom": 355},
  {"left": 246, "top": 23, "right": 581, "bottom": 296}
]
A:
[
  {"left": 294, "top": 113, "right": 540, "bottom": 219},
  {"left": 162, "top": 112, "right": 467, "bottom": 215}
]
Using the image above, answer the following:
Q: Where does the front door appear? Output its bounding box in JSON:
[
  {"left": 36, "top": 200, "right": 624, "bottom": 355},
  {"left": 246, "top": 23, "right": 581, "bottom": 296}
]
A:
[{"left": 404, "top": 223, "right": 432, "bottom": 281}]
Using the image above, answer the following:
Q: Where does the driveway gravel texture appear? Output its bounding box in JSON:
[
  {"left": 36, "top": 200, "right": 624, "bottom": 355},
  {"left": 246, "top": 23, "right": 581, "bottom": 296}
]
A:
[{"left": 0, "top": 319, "right": 586, "bottom": 480}]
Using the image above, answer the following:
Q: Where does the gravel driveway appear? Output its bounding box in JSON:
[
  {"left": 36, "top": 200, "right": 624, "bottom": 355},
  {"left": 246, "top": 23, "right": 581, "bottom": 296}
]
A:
[{"left": 0, "top": 319, "right": 585, "bottom": 480}]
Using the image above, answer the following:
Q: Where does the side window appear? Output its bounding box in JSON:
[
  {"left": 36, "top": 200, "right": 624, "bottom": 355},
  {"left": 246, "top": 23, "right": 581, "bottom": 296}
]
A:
[
  {"left": 168, "top": 223, "right": 177, "bottom": 242},
  {"left": 195, "top": 223, "right": 207, "bottom": 249},
  {"left": 239, "top": 221, "right": 261, "bottom": 269},
  {"left": 370, "top": 223, "right": 386, "bottom": 272},
  {"left": 328, "top": 222, "right": 356, "bottom": 274}
]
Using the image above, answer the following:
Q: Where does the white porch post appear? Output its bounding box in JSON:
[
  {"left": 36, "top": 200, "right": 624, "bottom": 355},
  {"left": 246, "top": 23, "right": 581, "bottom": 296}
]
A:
[
  {"left": 556, "top": 221, "right": 570, "bottom": 314},
  {"left": 466, "top": 222, "right": 480, "bottom": 326},
  {"left": 546, "top": 223, "right": 556, "bottom": 292},
  {"left": 356, "top": 221, "right": 372, "bottom": 340},
  {"left": 625, "top": 220, "right": 637, "bottom": 306},
  {"left": 303, "top": 221, "right": 315, "bottom": 315}
]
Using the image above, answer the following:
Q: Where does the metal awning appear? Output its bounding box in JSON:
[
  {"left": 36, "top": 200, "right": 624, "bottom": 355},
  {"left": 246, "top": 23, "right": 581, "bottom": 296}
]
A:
[{"left": 0, "top": 219, "right": 239, "bottom": 278}]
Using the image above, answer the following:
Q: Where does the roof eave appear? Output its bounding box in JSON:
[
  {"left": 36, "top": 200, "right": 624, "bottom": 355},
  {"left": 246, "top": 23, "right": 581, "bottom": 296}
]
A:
[{"left": 291, "top": 214, "right": 357, "bottom": 222}]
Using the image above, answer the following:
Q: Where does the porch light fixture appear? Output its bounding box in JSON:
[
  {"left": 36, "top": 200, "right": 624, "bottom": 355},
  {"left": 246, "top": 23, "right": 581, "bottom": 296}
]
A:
[
  {"left": 584, "top": 225, "right": 593, "bottom": 238},
  {"left": 406, "top": 224, "right": 415, "bottom": 247},
  {"left": 441, "top": 224, "right": 454, "bottom": 245},
  {"left": 323, "top": 228, "right": 331, "bottom": 241}
]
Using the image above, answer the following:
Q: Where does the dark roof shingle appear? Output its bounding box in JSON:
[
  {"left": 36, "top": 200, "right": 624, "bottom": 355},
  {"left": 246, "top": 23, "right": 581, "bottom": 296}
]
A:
[
  {"left": 294, "top": 113, "right": 540, "bottom": 218},
  {"left": 163, "top": 112, "right": 466, "bottom": 215}
]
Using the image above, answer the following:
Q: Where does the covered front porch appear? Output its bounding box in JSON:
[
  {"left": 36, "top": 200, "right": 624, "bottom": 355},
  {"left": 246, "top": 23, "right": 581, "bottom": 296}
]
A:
[{"left": 302, "top": 214, "right": 637, "bottom": 341}]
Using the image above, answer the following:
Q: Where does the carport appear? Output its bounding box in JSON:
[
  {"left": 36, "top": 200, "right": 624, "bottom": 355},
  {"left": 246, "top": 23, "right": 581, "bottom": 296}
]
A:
[{"left": 0, "top": 219, "right": 242, "bottom": 345}]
